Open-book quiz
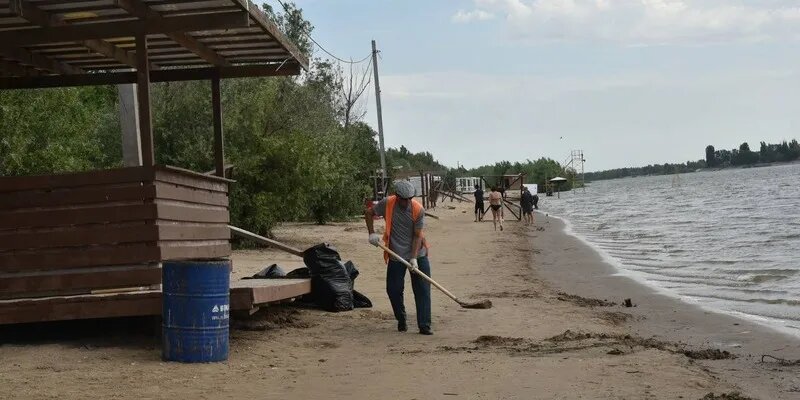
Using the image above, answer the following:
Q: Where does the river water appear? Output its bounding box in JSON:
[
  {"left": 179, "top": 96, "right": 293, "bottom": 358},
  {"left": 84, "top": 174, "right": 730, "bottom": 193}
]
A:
[{"left": 543, "top": 163, "right": 800, "bottom": 336}]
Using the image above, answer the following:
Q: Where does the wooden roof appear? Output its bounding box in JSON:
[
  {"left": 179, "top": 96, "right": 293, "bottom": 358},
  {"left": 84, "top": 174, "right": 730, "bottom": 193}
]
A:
[{"left": 0, "top": 0, "right": 309, "bottom": 88}]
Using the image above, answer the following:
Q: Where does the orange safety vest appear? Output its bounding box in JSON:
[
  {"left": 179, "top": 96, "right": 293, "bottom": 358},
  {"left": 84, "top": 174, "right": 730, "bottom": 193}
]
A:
[{"left": 382, "top": 195, "right": 429, "bottom": 263}]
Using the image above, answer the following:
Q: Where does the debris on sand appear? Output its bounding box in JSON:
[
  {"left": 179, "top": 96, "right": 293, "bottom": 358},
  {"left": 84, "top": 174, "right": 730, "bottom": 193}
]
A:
[
  {"left": 441, "top": 330, "right": 737, "bottom": 361},
  {"left": 700, "top": 392, "right": 754, "bottom": 400},
  {"left": 546, "top": 330, "right": 596, "bottom": 342},
  {"left": 623, "top": 298, "right": 635, "bottom": 307},
  {"left": 556, "top": 292, "right": 616, "bottom": 307},
  {"left": 474, "top": 336, "right": 527, "bottom": 346},
  {"left": 597, "top": 311, "right": 633, "bottom": 325},
  {"left": 760, "top": 354, "right": 800, "bottom": 366},
  {"left": 684, "top": 349, "right": 735, "bottom": 360}
]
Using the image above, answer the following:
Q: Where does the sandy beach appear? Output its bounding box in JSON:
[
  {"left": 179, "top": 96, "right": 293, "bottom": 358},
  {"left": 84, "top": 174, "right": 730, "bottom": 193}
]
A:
[{"left": 1, "top": 201, "right": 799, "bottom": 399}]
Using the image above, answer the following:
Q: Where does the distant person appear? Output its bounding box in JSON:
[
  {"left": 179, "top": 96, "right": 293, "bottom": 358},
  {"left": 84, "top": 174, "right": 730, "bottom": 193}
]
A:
[
  {"left": 521, "top": 186, "right": 535, "bottom": 226},
  {"left": 365, "top": 180, "right": 433, "bottom": 335},
  {"left": 473, "top": 184, "right": 484, "bottom": 222},
  {"left": 532, "top": 192, "right": 539, "bottom": 209},
  {"left": 488, "top": 186, "right": 504, "bottom": 231}
]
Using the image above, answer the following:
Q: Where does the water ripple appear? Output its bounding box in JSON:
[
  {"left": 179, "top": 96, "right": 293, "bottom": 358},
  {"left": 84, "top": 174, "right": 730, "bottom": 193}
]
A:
[{"left": 546, "top": 163, "right": 800, "bottom": 336}]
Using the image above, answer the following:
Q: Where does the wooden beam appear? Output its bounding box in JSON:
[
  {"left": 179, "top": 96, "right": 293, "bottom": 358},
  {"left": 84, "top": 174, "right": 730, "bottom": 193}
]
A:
[
  {"left": 1, "top": 2, "right": 86, "bottom": 75},
  {"left": 0, "top": 265, "right": 161, "bottom": 298},
  {"left": 136, "top": 35, "right": 154, "bottom": 166},
  {"left": 11, "top": 0, "right": 126, "bottom": 62},
  {"left": 113, "top": 0, "right": 232, "bottom": 66},
  {"left": 0, "top": 11, "right": 250, "bottom": 47},
  {"left": 1, "top": 46, "right": 83, "bottom": 75},
  {"left": 83, "top": 39, "right": 138, "bottom": 69},
  {"left": 237, "top": 0, "right": 309, "bottom": 69},
  {"left": 212, "top": 72, "right": 225, "bottom": 177},
  {"left": 0, "top": 59, "right": 40, "bottom": 77},
  {"left": 0, "top": 63, "right": 303, "bottom": 89}
]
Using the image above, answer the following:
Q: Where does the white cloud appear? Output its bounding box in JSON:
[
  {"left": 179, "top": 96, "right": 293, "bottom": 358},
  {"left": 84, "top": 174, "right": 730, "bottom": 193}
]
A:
[
  {"left": 452, "top": 9, "right": 495, "bottom": 23},
  {"left": 459, "top": 0, "right": 800, "bottom": 45}
]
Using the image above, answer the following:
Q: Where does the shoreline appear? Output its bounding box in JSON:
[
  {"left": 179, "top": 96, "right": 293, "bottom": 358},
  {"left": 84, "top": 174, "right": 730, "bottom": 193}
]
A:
[
  {"left": 531, "top": 211, "right": 800, "bottom": 398},
  {"left": 546, "top": 211, "right": 800, "bottom": 340}
]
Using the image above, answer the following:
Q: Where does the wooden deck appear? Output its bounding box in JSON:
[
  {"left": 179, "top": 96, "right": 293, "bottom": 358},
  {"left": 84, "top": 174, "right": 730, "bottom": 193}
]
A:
[
  {"left": 229, "top": 279, "right": 311, "bottom": 311},
  {"left": 0, "top": 279, "right": 311, "bottom": 325}
]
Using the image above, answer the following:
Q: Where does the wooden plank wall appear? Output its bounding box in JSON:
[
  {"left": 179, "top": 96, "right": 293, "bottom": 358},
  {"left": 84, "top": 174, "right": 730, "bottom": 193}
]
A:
[
  {"left": 0, "top": 165, "right": 232, "bottom": 303},
  {"left": 153, "top": 165, "right": 231, "bottom": 260}
]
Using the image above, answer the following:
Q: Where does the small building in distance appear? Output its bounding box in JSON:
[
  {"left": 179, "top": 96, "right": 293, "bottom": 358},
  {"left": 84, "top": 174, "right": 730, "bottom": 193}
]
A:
[{"left": 456, "top": 177, "right": 483, "bottom": 194}]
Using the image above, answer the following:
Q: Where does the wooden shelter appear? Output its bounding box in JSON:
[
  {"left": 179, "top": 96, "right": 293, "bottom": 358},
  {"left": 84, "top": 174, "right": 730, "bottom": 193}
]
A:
[{"left": 0, "top": 0, "right": 310, "bottom": 324}]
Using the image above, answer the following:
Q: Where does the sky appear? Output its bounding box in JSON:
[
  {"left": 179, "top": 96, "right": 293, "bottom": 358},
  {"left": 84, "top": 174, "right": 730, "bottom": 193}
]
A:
[{"left": 283, "top": 0, "right": 800, "bottom": 171}]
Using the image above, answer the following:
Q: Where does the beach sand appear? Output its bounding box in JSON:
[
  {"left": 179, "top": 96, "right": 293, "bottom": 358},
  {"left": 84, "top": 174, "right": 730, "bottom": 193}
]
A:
[{"left": 1, "top": 201, "right": 798, "bottom": 399}]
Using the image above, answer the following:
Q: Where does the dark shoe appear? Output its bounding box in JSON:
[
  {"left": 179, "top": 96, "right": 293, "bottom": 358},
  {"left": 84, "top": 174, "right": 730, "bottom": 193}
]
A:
[
  {"left": 419, "top": 327, "right": 433, "bottom": 335},
  {"left": 398, "top": 321, "right": 408, "bottom": 332}
]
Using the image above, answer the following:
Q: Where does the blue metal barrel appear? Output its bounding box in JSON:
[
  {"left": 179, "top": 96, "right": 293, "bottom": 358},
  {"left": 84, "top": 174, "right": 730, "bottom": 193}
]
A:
[{"left": 162, "top": 259, "right": 231, "bottom": 363}]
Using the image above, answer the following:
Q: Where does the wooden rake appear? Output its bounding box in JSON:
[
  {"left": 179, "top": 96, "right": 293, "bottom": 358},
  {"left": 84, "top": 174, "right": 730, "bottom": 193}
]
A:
[{"left": 377, "top": 243, "right": 492, "bottom": 310}]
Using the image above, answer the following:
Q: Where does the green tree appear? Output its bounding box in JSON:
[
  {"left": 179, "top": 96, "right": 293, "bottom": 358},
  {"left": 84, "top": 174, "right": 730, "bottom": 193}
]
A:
[
  {"left": 733, "top": 142, "right": 758, "bottom": 165},
  {"left": 0, "top": 87, "right": 116, "bottom": 175},
  {"left": 705, "top": 145, "right": 716, "bottom": 167}
]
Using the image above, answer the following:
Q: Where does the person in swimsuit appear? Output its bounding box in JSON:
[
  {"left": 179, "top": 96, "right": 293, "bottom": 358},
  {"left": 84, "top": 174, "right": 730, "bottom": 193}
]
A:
[{"left": 488, "top": 186, "right": 503, "bottom": 231}]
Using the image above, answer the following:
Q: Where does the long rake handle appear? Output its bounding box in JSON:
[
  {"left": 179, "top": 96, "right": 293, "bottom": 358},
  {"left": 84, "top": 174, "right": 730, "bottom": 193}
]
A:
[
  {"left": 377, "top": 243, "right": 463, "bottom": 305},
  {"left": 229, "top": 225, "right": 305, "bottom": 257}
]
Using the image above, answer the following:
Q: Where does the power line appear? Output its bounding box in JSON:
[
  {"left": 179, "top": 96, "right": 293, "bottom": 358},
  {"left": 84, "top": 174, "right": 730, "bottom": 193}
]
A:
[
  {"left": 274, "top": 0, "right": 372, "bottom": 64},
  {"left": 310, "top": 36, "right": 372, "bottom": 64}
]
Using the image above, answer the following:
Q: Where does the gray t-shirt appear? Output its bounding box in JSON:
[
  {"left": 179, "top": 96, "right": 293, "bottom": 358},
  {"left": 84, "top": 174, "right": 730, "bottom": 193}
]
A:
[{"left": 373, "top": 197, "right": 426, "bottom": 260}]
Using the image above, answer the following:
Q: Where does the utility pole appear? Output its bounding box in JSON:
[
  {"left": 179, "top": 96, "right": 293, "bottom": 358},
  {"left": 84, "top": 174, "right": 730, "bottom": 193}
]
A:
[{"left": 371, "top": 40, "right": 387, "bottom": 194}]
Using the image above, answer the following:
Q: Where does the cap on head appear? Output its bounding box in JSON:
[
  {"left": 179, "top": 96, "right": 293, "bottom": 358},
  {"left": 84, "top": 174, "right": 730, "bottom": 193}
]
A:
[{"left": 394, "top": 180, "right": 415, "bottom": 199}]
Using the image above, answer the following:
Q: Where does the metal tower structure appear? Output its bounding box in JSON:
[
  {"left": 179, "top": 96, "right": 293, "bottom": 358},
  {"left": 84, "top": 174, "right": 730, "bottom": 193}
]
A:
[{"left": 563, "top": 150, "right": 586, "bottom": 192}]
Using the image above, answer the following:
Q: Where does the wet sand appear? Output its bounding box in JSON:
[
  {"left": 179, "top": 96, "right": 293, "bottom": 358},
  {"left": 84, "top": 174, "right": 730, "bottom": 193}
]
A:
[
  {"left": 0, "top": 201, "right": 798, "bottom": 399},
  {"left": 532, "top": 214, "right": 800, "bottom": 398}
]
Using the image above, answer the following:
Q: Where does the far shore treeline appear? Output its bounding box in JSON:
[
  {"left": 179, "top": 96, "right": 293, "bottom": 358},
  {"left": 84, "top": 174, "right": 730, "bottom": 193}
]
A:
[{"left": 585, "top": 139, "right": 800, "bottom": 182}]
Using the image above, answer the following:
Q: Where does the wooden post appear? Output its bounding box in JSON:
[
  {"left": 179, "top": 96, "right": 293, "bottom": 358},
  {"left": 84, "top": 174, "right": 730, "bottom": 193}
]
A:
[
  {"left": 118, "top": 83, "right": 142, "bottom": 166},
  {"left": 423, "top": 173, "right": 428, "bottom": 209},
  {"left": 426, "top": 174, "right": 431, "bottom": 208},
  {"left": 419, "top": 171, "right": 427, "bottom": 209},
  {"left": 136, "top": 34, "right": 154, "bottom": 166},
  {"left": 372, "top": 40, "right": 387, "bottom": 193},
  {"left": 211, "top": 72, "right": 224, "bottom": 177},
  {"left": 424, "top": 174, "right": 428, "bottom": 209}
]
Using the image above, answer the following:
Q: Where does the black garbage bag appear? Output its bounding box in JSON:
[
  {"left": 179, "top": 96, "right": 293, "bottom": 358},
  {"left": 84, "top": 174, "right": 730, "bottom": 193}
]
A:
[
  {"left": 352, "top": 289, "right": 372, "bottom": 308},
  {"left": 243, "top": 264, "right": 286, "bottom": 279},
  {"left": 302, "top": 243, "right": 354, "bottom": 312},
  {"left": 343, "top": 260, "right": 359, "bottom": 281},
  {"left": 343, "top": 260, "right": 371, "bottom": 308},
  {"left": 285, "top": 267, "right": 311, "bottom": 279}
]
